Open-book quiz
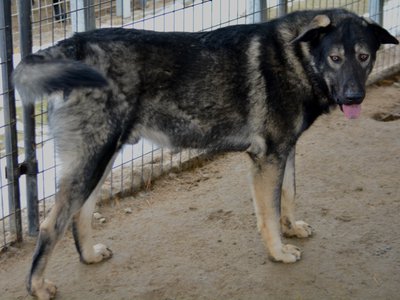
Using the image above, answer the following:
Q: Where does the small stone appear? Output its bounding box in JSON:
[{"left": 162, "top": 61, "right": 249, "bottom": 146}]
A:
[
  {"left": 124, "top": 208, "right": 133, "bottom": 214},
  {"left": 168, "top": 172, "right": 177, "bottom": 179},
  {"left": 99, "top": 218, "right": 107, "bottom": 224},
  {"left": 93, "top": 212, "right": 102, "bottom": 220}
]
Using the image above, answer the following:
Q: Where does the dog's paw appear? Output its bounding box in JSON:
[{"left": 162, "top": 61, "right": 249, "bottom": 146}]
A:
[
  {"left": 282, "top": 220, "right": 313, "bottom": 238},
  {"left": 92, "top": 243, "right": 113, "bottom": 262},
  {"left": 30, "top": 279, "right": 57, "bottom": 300},
  {"left": 269, "top": 244, "right": 301, "bottom": 263},
  {"left": 82, "top": 243, "right": 113, "bottom": 264}
]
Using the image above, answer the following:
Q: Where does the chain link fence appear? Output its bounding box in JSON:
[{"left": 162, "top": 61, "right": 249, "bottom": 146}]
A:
[{"left": 1, "top": 0, "right": 399, "bottom": 252}]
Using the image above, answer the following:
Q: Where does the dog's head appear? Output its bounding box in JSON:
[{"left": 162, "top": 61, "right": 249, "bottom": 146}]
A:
[{"left": 292, "top": 11, "right": 398, "bottom": 119}]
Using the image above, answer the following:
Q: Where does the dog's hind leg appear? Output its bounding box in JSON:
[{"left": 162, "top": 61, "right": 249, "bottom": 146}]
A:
[
  {"left": 280, "top": 147, "right": 313, "bottom": 238},
  {"left": 72, "top": 153, "right": 117, "bottom": 264},
  {"left": 27, "top": 136, "right": 120, "bottom": 299},
  {"left": 248, "top": 149, "right": 301, "bottom": 263}
]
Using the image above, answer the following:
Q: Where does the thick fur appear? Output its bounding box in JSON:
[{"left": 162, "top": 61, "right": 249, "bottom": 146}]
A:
[{"left": 13, "top": 9, "right": 398, "bottom": 299}]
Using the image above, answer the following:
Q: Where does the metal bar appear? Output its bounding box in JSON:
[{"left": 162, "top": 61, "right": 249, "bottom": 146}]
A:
[
  {"left": 277, "top": 0, "right": 287, "bottom": 17},
  {"left": 0, "top": 0, "right": 23, "bottom": 243},
  {"left": 258, "top": 0, "right": 268, "bottom": 22},
  {"left": 17, "top": 0, "right": 39, "bottom": 237},
  {"left": 70, "top": 0, "right": 96, "bottom": 32},
  {"left": 368, "top": 0, "right": 383, "bottom": 25},
  {"left": 117, "top": 0, "right": 132, "bottom": 19},
  {"left": 246, "top": 0, "right": 261, "bottom": 23},
  {"left": 260, "top": 0, "right": 267, "bottom": 22}
]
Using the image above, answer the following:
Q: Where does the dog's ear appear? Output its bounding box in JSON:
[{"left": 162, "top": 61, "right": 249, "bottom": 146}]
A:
[
  {"left": 291, "top": 15, "right": 331, "bottom": 44},
  {"left": 362, "top": 17, "right": 399, "bottom": 45}
]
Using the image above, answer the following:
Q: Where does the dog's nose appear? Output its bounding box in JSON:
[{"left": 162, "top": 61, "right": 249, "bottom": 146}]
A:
[
  {"left": 344, "top": 80, "right": 365, "bottom": 104},
  {"left": 344, "top": 91, "right": 365, "bottom": 104}
]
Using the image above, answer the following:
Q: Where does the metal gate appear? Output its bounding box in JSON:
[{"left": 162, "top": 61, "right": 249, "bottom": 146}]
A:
[{"left": 1, "top": 0, "right": 399, "bottom": 251}]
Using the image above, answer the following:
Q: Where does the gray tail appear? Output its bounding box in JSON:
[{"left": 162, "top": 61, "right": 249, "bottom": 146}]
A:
[{"left": 13, "top": 54, "right": 108, "bottom": 105}]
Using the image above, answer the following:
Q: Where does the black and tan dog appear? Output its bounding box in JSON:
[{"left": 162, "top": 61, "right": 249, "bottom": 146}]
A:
[{"left": 14, "top": 8, "right": 398, "bottom": 299}]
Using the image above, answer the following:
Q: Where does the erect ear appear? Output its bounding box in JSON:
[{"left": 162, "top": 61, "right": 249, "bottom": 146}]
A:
[
  {"left": 291, "top": 14, "right": 331, "bottom": 44},
  {"left": 362, "top": 17, "right": 399, "bottom": 45}
]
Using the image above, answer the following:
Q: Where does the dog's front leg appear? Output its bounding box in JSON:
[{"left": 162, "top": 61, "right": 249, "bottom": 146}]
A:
[
  {"left": 280, "top": 147, "right": 313, "bottom": 238},
  {"left": 248, "top": 152, "right": 301, "bottom": 263}
]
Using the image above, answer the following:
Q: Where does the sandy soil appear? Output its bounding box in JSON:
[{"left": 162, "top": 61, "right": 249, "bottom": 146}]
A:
[{"left": 0, "top": 75, "right": 399, "bottom": 299}]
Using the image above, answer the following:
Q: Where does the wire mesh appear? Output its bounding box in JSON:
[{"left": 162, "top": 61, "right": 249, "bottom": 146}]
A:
[{"left": 0, "top": 0, "right": 399, "bottom": 251}]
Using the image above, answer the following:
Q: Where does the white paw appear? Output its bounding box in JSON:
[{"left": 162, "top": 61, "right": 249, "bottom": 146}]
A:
[
  {"left": 270, "top": 244, "right": 301, "bottom": 263},
  {"left": 93, "top": 243, "right": 113, "bottom": 262},
  {"left": 283, "top": 220, "right": 313, "bottom": 238},
  {"left": 31, "top": 279, "right": 57, "bottom": 300},
  {"left": 83, "top": 243, "right": 113, "bottom": 264}
]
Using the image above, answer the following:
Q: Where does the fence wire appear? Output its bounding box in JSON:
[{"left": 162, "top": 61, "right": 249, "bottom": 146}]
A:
[{"left": 0, "top": 0, "right": 399, "bottom": 252}]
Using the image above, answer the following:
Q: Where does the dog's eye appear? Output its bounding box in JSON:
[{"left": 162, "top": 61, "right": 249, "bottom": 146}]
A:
[
  {"left": 358, "top": 53, "right": 369, "bottom": 62},
  {"left": 329, "top": 55, "right": 341, "bottom": 63}
]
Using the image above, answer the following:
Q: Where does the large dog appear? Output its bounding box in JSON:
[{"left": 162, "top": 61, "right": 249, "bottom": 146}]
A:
[{"left": 14, "top": 8, "right": 398, "bottom": 299}]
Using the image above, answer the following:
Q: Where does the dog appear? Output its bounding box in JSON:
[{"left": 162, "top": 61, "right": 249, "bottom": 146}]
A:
[{"left": 13, "top": 8, "right": 398, "bottom": 299}]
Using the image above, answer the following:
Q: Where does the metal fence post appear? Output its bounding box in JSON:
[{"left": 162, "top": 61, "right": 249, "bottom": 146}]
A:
[
  {"left": 117, "top": 0, "right": 132, "bottom": 19},
  {"left": 0, "top": 0, "right": 23, "bottom": 242},
  {"left": 260, "top": 0, "right": 268, "bottom": 22},
  {"left": 369, "top": 0, "right": 383, "bottom": 25},
  {"left": 17, "top": 0, "right": 39, "bottom": 237},
  {"left": 70, "top": 0, "right": 96, "bottom": 32},
  {"left": 277, "top": 0, "right": 287, "bottom": 17},
  {"left": 246, "top": 0, "right": 265, "bottom": 23}
]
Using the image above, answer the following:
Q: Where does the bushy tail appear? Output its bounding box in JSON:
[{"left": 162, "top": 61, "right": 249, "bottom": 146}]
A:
[{"left": 13, "top": 54, "right": 108, "bottom": 105}]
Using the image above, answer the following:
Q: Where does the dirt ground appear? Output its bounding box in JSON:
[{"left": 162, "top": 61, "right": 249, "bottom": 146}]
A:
[{"left": 1, "top": 75, "right": 400, "bottom": 300}]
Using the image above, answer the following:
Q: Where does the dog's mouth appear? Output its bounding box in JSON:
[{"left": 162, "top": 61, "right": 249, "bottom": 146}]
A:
[
  {"left": 339, "top": 104, "right": 362, "bottom": 119},
  {"left": 332, "top": 87, "right": 364, "bottom": 119}
]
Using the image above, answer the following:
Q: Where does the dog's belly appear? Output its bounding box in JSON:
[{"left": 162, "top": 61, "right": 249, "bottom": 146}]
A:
[{"left": 126, "top": 123, "right": 251, "bottom": 153}]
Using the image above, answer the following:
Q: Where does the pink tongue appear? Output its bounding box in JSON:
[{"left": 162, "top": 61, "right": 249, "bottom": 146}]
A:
[{"left": 342, "top": 104, "right": 361, "bottom": 119}]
